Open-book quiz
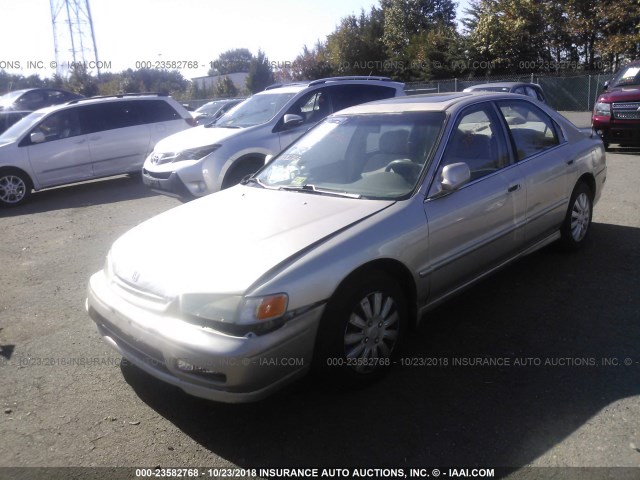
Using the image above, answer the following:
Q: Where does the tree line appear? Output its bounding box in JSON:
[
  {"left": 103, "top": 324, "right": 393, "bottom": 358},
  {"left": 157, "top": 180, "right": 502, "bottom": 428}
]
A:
[{"left": 1, "top": 0, "right": 638, "bottom": 99}]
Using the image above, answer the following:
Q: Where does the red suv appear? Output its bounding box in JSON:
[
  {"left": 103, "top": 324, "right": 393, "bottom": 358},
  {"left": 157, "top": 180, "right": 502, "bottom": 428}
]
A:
[{"left": 592, "top": 60, "right": 640, "bottom": 149}]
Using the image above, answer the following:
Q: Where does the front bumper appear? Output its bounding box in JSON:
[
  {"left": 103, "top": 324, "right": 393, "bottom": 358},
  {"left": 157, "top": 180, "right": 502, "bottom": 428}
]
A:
[
  {"left": 86, "top": 271, "right": 323, "bottom": 403},
  {"left": 142, "top": 169, "right": 195, "bottom": 201},
  {"left": 592, "top": 116, "right": 640, "bottom": 145}
]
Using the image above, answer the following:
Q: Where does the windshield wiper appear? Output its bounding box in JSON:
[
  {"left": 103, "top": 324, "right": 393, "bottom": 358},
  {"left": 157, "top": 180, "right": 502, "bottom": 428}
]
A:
[
  {"left": 278, "top": 184, "right": 361, "bottom": 198},
  {"left": 240, "top": 177, "right": 266, "bottom": 188}
]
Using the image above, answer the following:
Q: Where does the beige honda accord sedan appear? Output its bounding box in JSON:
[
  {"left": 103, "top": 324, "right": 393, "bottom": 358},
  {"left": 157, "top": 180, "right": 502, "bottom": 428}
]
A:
[{"left": 87, "top": 92, "right": 606, "bottom": 403}]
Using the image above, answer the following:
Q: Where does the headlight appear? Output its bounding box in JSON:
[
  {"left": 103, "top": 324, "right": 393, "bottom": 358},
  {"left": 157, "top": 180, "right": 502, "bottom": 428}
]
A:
[
  {"left": 151, "top": 144, "right": 221, "bottom": 165},
  {"left": 180, "top": 293, "right": 289, "bottom": 336},
  {"left": 594, "top": 102, "right": 611, "bottom": 117}
]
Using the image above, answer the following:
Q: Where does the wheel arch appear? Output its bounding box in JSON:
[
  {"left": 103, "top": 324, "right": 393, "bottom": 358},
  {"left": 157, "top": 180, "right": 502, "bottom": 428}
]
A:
[
  {"left": 220, "top": 153, "right": 266, "bottom": 189},
  {"left": 0, "top": 166, "right": 35, "bottom": 189},
  {"left": 576, "top": 172, "right": 596, "bottom": 197},
  {"left": 332, "top": 258, "right": 419, "bottom": 329}
]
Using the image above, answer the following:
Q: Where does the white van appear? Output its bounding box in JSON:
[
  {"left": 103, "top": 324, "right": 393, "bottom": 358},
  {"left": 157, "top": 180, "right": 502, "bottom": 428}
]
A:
[{"left": 0, "top": 93, "right": 194, "bottom": 206}]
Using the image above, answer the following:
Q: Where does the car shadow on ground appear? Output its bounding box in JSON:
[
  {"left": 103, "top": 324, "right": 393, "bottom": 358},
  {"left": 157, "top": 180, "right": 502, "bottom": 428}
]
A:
[
  {"left": 0, "top": 175, "right": 160, "bottom": 217},
  {"left": 120, "top": 221, "right": 640, "bottom": 468},
  {"left": 608, "top": 146, "right": 640, "bottom": 156}
]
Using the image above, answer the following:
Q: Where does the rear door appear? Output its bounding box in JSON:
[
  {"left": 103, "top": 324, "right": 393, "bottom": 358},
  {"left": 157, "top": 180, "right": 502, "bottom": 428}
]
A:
[
  {"left": 82, "top": 101, "right": 152, "bottom": 177},
  {"left": 137, "top": 99, "right": 190, "bottom": 147},
  {"left": 496, "top": 100, "right": 567, "bottom": 245}
]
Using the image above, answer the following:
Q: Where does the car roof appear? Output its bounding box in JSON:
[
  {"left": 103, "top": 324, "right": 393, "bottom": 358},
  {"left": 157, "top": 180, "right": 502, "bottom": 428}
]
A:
[
  {"left": 261, "top": 76, "right": 405, "bottom": 95},
  {"left": 467, "top": 82, "right": 540, "bottom": 89},
  {"left": 338, "top": 91, "right": 545, "bottom": 115},
  {"left": 33, "top": 93, "right": 177, "bottom": 115}
]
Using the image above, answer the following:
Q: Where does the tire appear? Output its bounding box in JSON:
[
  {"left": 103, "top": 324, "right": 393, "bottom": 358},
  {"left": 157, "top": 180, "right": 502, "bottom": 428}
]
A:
[
  {"left": 558, "top": 182, "right": 593, "bottom": 251},
  {"left": 0, "top": 169, "right": 32, "bottom": 207},
  {"left": 313, "top": 272, "right": 407, "bottom": 387}
]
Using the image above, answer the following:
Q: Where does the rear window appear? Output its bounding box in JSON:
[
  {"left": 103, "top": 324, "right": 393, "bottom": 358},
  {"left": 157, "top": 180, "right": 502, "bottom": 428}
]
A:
[{"left": 331, "top": 85, "right": 397, "bottom": 112}]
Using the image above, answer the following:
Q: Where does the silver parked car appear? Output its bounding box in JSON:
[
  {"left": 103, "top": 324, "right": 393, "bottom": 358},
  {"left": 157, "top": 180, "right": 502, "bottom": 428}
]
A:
[
  {"left": 142, "top": 77, "right": 405, "bottom": 200},
  {"left": 87, "top": 92, "right": 606, "bottom": 403},
  {"left": 463, "top": 82, "right": 547, "bottom": 104}
]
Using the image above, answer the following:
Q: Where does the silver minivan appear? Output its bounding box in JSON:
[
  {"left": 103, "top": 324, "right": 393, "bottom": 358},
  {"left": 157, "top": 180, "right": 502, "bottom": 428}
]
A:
[
  {"left": 142, "top": 77, "right": 405, "bottom": 200},
  {"left": 0, "top": 94, "right": 194, "bottom": 206}
]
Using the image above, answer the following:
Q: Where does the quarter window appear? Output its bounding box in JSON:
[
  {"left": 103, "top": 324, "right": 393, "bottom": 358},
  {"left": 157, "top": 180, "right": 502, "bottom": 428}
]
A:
[{"left": 498, "top": 101, "right": 559, "bottom": 160}]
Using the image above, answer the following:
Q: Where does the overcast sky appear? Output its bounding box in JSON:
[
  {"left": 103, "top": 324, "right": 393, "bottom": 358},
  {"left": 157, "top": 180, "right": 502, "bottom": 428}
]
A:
[{"left": 0, "top": 0, "right": 469, "bottom": 79}]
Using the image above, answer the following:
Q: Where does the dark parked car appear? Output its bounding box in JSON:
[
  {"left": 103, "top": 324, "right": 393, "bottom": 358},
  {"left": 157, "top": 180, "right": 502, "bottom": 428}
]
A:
[
  {"left": 192, "top": 98, "right": 244, "bottom": 125},
  {"left": 592, "top": 60, "right": 640, "bottom": 149},
  {"left": 0, "top": 88, "right": 83, "bottom": 112},
  {"left": 0, "top": 111, "right": 30, "bottom": 134},
  {"left": 463, "top": 82, "right": 547, "bottom": 103}
]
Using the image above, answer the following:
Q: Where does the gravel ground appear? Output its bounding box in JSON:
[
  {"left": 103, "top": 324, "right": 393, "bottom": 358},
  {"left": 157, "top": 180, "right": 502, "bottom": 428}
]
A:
[{"left": 0, "top": 145, "right": 639, "bottom": 479}]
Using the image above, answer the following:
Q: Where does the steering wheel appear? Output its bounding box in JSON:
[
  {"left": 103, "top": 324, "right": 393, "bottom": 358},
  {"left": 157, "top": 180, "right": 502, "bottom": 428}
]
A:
[{"left": 384, "top": 159, "right": 422, "bottom": 183}]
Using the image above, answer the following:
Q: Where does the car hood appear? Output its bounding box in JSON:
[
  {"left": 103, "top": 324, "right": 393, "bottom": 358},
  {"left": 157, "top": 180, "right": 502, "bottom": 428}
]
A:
[
  {"left": 152, "top": 123, "right": 249, "bottom": 153},
  {"left": 110, "top": 186, "right": 394, "bottom": 299},
  {"left": 597, "top": 86, "right": 640, "bottom": 103}
]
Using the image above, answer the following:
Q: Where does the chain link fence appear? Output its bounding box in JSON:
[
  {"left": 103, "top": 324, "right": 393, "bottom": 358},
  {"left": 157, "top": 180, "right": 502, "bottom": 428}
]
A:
[{"left": 405, "top": 72, "right": 615, "bottom": 112}]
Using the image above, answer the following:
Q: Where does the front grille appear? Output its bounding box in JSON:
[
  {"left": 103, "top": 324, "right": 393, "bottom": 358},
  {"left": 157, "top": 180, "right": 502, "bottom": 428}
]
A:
[
  {"left": 614, "top": 111, "right": 640, "bottom": 120},
  {"left": 612, "top": 102, "right": 640, "bottom": 120},
  {"left": 143, "top": 168, "right": 172, "bottom": 179}
]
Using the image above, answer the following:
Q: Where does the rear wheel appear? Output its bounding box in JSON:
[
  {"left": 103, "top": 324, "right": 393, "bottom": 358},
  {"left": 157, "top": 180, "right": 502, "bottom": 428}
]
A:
[
  {"left": 314, "top": 272, "right": 407, "bottom": 386},
  {"left": 559, "top": 182, "right": 593, "bottom": 251},
  {"left": 0, "top": 169, "right": 32, "bottom": 207}
]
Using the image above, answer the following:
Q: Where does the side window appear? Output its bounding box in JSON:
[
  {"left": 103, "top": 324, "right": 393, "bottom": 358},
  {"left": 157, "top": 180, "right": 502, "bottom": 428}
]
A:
[
  {"left": 32, "top": 109, "right": 82, "bottom": 143},
  {"left": 524, "top": 86, "right": 540, "bottom": 100},
  {"left": 80, "top": 101, "right": 142, "bottom": 133},
  {"left": 331, "top": 85, "right": 396, "bottom": 112},
  {"left": 18, "top": 91, "right": 46, "bottom": 110},
  {"left": 137, "top": 100, "right": 181, "bottom": 124},
  {"left": 439, "top": 104, "right": 510, "bottom": 182},
  {"left": 46, "top": 90, "right": 67, "bottom": 106},
  {"left": 284, "top": 88, "right": 329, "bottom": 126},
  {"left": 513, "top": 87, "right": 526, "bottom": 96},
  {"left": 498, "top": 101, "right": 559, "bottom": 161}
]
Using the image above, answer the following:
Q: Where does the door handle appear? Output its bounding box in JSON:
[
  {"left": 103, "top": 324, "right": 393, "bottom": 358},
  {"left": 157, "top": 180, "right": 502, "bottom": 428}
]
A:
[
  {"left": 507, "top": 184, "right": 521, "bottom": 193},
  {"left": 89, "top": 136, "right": 101, "bottom": 141},
  {"left": 73, "top": 139, "right": 86, "bottom": 144},
  {"left": 567, "top": 158, "right": 575, "bottom": 165}
]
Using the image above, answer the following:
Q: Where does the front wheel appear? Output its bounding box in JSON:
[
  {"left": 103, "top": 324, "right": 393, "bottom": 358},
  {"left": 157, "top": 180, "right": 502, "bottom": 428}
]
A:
[
  {"left": 559, "top": 182, "right": 593, "bottom": 251},
  {"left": 0, "top": 169, "right": 32, "bottom": 207},
  {"left": 314, "top": 273, "right": 407, "bottom": 386}
]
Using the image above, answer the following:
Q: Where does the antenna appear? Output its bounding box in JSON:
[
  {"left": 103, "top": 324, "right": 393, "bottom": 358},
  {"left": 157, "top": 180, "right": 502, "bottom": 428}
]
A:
[{"left": 50, "top": 0, "right": 101, "bottom": 77}]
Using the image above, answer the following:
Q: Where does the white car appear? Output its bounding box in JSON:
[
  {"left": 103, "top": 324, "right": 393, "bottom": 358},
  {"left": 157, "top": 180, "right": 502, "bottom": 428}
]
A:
[
  {"left": 87, "top": 92, "right": 606, "bottom": 403},
  {"left": 0, "top": 94, "right": 194, "bottom": 206},
  {"left": 142, "top": 77, "right": 405, "bottom": 200}
]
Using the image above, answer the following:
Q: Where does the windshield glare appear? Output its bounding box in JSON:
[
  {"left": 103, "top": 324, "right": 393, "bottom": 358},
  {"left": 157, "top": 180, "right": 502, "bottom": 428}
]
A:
[
  {"left": 0, "top": 90, "right": 24, "bottom": 106},
  {"left": 612, "top": 65, "right": 640, "bottom": 87},
  {"left": 0, "top": 111, "right": 46, "bottom": 142},
  {"left": 216, "top": 92, "right": 295, "bottom": 127},
  {"left": 256, "top": 112, "right": 445, "bottom": 200}
]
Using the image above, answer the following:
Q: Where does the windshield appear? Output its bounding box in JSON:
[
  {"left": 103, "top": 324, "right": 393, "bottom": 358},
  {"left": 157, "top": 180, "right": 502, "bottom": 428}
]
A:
[
  {"left": 611, "top": 65, "right": 640, "bottom": 87},
  {"left": 256, "top": 112, "right": 445, "bottom": 200},
  {"left": 0, "top": 90, "right": 25, "bottom": 107},
  {"left": 0, "top": 111, "right": 46, "bottom": 142},
  {"left": 215, "top": 92, "right": 295, "bottom": 127}
]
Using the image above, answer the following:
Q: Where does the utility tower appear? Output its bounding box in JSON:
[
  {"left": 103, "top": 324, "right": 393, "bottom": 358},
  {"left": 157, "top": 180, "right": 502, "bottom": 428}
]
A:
[{"left": 50, "top": 0, "right": 100, "bottom": 77}]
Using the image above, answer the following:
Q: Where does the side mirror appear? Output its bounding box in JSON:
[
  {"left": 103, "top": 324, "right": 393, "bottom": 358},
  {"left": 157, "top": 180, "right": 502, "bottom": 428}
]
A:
[
  {"left": 440, "top": 162, "right": 471, "bottom": 192},
  {"left": 602, "top": 80, "right": 609, "bottom": 92},
  {"left": 283, "top": 114, "right": 304, "bottom": 127},
  {"left": 30, "top": 131, "right": 45, "bottom": 144},
  {"left": 264, "top": 154, "right": 273, "bottom": 165}
]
